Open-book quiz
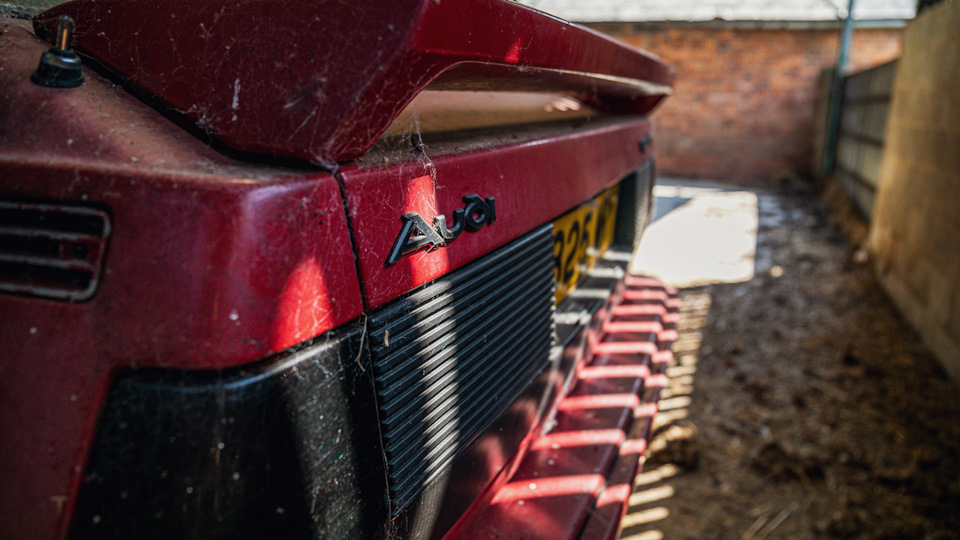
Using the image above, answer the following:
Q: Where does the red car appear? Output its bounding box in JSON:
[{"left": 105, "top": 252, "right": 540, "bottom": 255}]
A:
[{"left": 0, "top": 0, "right": 675, "bottom": 537}]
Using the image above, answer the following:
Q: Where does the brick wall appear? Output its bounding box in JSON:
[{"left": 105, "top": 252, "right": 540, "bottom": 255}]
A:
[
  {"left": 868, "top": 0, "right": 960, "bottom": 383},
  {"left": 591, "top": 24, "right": 903, "bottom": 184}
]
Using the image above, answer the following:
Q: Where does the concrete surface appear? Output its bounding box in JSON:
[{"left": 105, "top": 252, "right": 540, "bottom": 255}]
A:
[{"left": 630, "top": 178, "right": 763, "bottom": 288}]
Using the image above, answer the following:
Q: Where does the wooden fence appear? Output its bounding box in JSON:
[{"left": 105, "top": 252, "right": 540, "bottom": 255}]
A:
[{"left": 833, "top": 60, "right": 897, "bottom": 219}]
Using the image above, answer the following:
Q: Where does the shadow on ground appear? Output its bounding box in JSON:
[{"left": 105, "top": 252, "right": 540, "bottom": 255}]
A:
[{"left": 620, "top": 179, "right": 960, "bottom": 540}]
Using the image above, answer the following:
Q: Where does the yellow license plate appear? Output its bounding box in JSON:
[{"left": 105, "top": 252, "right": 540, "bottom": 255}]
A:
[{"left": 552, "top": 184, "right": 620, "bottom": 303}]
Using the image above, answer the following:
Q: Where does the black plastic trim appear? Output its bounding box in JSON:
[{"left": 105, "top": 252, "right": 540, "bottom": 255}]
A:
[
  {"left": 69, "top": 324, "right": 388, "bottom": 540},
  {"left": 368, "top": 224, "right": 556, "bottom": 516}
]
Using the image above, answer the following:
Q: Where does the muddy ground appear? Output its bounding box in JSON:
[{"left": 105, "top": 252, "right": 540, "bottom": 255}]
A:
[{"left": 620, "top": 185, "right": 960, "bottom": 539}]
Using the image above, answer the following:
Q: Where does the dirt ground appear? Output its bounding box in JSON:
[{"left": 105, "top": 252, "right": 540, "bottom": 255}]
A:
[{"left": 620, "top": 184, "right": 960, "bottom": 539}]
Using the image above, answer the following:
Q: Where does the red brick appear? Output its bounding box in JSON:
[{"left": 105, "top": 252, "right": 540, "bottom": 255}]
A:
[{"left": 591, "top": 26, "right": 903, "bottom": 185}]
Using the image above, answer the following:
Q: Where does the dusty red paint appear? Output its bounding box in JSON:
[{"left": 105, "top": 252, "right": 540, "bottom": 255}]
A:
[
  {"left": 34, "top": 0, "right": 674, "bottom": 164},
  {"left": 341, "top": 117, "right": 653, "bottom": 309},
  {"left": 0, "top": 21, "right": 361, "bottom": 539},
  {"left": 2, "top": 0, "right": 676, "bottom": 536}
]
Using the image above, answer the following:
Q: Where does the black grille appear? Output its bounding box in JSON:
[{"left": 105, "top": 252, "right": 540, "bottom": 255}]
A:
[
  {"left": 613, "top": 159, "right": 654, "bottom": 251},
  {"left": 0, "top": 201, "right": 110, "bottom": 302},
  {"left": 635, "top": 159, "right": 653, "bottom": 245},
  {"left": 368, "top": 225, "right": 556, "bottom": 514}
]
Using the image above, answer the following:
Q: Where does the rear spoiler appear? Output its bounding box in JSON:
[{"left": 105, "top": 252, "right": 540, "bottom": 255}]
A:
[{"left": 35, "top": 0, "right": 675, "bottom": 164}]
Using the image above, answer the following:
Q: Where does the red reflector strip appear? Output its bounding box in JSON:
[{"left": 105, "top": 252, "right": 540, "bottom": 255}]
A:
[
  {"left": 592, "top": 340, "right": 659, "bottom": 356},
  {"left": 621, "top": 289, "right": 669, "bottom": 302},
  {"left": 645, "top": 374, "right": 669, "bottom": 389},
  {"left": 635, "top": 402, "right": 658, "bottom": 419},
  {"left": 603, "top": 320, "right": 663, "bottom": 334},
  {"left": 653, "top": 350, "right": 674, "bottom": 366},
  {"left": 612, "top": 303, "right": 666, "bottom": 316},
  {"left": 579, "top": 365, "right": 651, "bottom": 380},
  {"left": 530, "top": 429, "right": 626, "bottom": 451},
  {"left": 492, "top": 473, "right": 605, "bottom": 503},
  {"left": 557, "top": 393, "right": 640, "bottom": 411}
]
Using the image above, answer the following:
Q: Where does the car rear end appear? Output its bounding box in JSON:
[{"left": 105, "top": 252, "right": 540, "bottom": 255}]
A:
[{"left": 0, "top": 1, "right": 675, "bottom": 538}]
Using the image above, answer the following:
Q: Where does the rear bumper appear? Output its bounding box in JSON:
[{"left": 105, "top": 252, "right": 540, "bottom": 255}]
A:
[
  {"left": 65, "top": 264, "right": 678, "bottom": 540},
  {"left": 59, "top": 223, "right": 669, "bottom": 540},
  {"left": 447, "top": 275, "right": 679, "bottom": 540}
]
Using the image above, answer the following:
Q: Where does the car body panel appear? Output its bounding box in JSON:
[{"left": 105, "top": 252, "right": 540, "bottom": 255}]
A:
[
  {"left": 33, "top": 0, "right": 674, "bottom": 163},
  {"left": 0, "top": 1, "right": 674, "bottom": 537}
]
